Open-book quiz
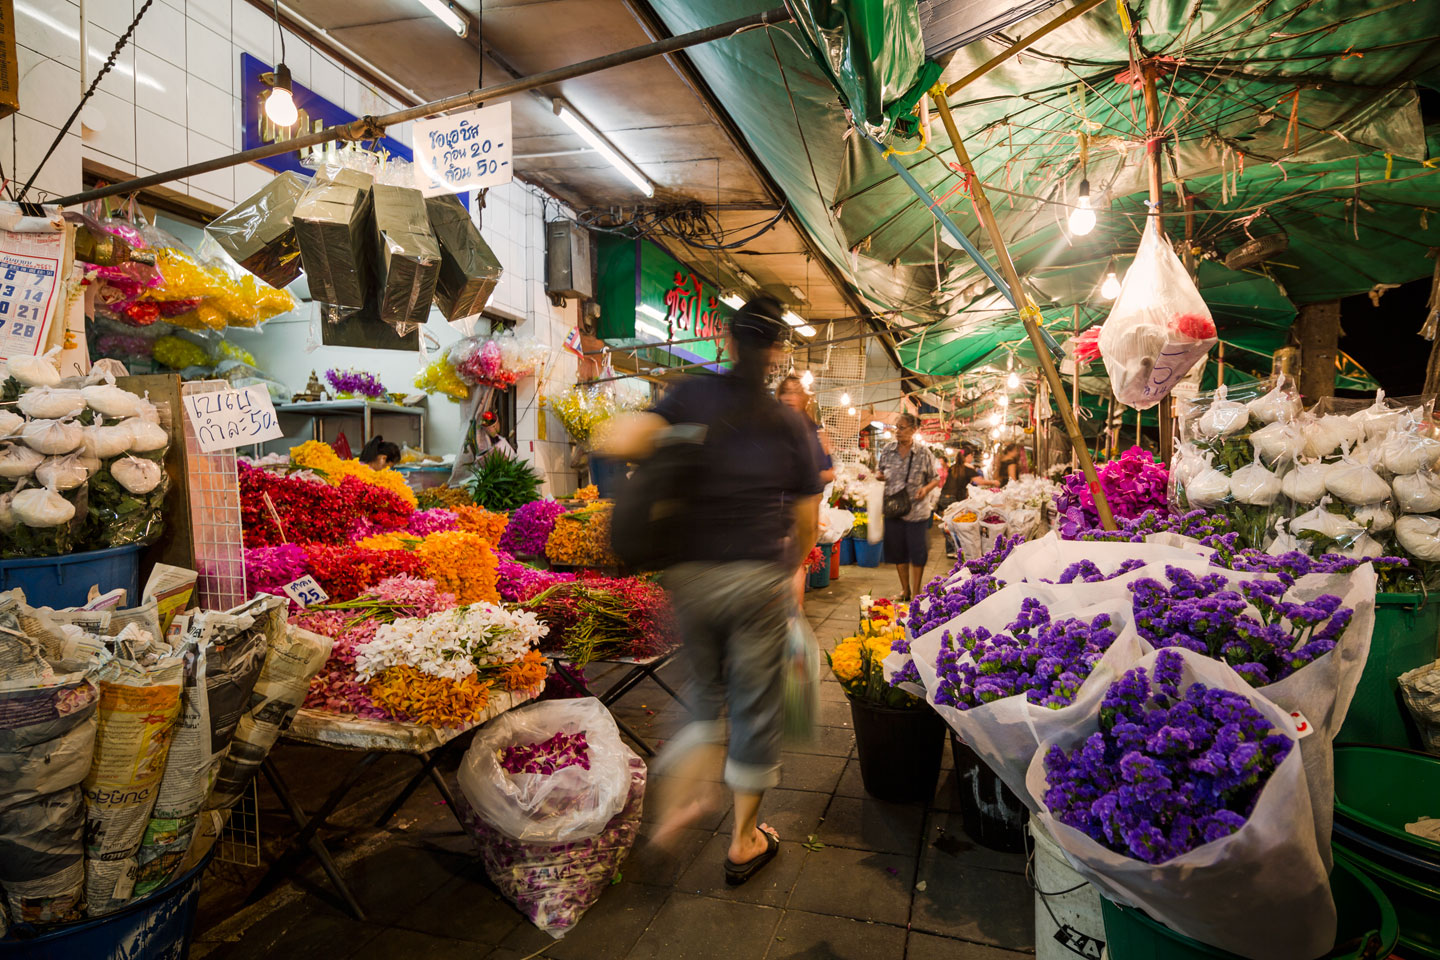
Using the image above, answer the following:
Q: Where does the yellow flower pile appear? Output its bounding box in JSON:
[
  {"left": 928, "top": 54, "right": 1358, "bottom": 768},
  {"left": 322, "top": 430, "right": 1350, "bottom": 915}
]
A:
[
  {"left": 827, "top": 621, "right": 918, "bottom": 707},
  {"left": 545, "top": 501, "right": 618, "bottom": 568},
  {"left": 452, "top": 505, "right": 508, "bottom": 545},
  {"left": 546, "top": 386, "right": 647, "bottom": 443},
  {"left": 499, "top": 650, "right": 548, "bottom": 692},
  {"left": 414, "top": 355, "right": 470, "bottom": 401},
  {"left": 291, "top": 440, "right": 419, "bottom": 509},
  {"left": 152, "top": 334, "right": 209, "bottom": 370},
  {"left": 368, "top": 666, "right": 494, "bottom": 728},
  {"left": 356, "top": 528, "right": 500, "bottom": 605},
  {"left": 574, "top": 484, "right": 599, "bottom": 502},
  {"left": 154, "top": 248, "right": 297, "bottom": 330}
]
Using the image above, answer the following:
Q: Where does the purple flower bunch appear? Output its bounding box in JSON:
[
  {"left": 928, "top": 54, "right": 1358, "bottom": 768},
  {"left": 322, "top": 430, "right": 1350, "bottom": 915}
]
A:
[
  {"left": 1050, "top": 558, "right": 1148, "bottom": 584},
  {"left": 244, "top": 543, "right": 308, "bottom": 596},
  {"left": 499, "top": 499, "right": 569, "bottom": 556},
  {"left": 907, "top": 534, "right": 1021, "bottom": 635},
  {"left": 1055, "top": 447, "right": 1170, "bottom": 535},
  {"left": 1128, "top": 565, "right": 1352, "bottom": 687},
  {"left": 1063, "top": 508, "right": 1230, "bottom": 543},
  {"left": 933, "top": 597, "right": 1118, "bottom": 711},
  {"left": 1044, "top": 649, "right": 1293, "bottom": 863},
  {"left": 325, "top": 368, "right": 386, "bottom": 399},
  {"left": 406, "top": 508, "right": 461, "bottom": 536},
  {"left": 499, "top": 730, "right": 591, "bottom": 775},
  {"left": 496, "top": 552, "right": 576, "bottom": 602},
  {"left": 887, "top": 632, "right": 924, "bottom": 687},
  {"left": 1203, "top": 532, "right": 1407, "bottom": 587}
]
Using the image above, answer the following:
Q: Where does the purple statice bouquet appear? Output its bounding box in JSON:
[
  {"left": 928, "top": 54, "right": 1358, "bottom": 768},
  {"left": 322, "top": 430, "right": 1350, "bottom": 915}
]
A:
[
  {"left": 1043, "top": 649, "right": 1293, "bottom": 864},
  {"left": 1064, "top": 507, "right": 1230, "bottom": 543},
  {"left": 933, "top": 597, "right": 1119, "bottom": 710},
  {"left": 1128, "top": 565, "right": 1352, "bottom": 687},
  {"left": 906, "top": 534, "right": 1022, "bottom": 636},
  {"left": 500, "top": 731, "right": 591, "bottom": 775},
  {"left": 500, "top": 499, "right": 570, "bottom": 557},
  {"left": 325, "top": 368, "right": 386, "bottom": 400},
  {"left": 1055, "top": 447, "right": 1170, "bottom": 537}
]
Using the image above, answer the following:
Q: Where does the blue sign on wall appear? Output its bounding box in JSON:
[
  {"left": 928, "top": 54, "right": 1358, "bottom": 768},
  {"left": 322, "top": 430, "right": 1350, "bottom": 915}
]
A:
[{"left": 240, "top": 53, "right": 413, "bottom": 175}]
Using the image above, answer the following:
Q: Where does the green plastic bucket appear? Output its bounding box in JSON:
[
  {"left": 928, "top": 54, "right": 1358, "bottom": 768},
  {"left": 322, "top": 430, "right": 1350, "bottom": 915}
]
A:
[
  {"left": 1337, "top": 593, "right": 1440, "bottom": 749},
  {"left": 1332, "top": 745, "right": 1440, "bottom": 959},
  {"left": 1100, "top": 855, "right": 1397, "bottom": 960}
]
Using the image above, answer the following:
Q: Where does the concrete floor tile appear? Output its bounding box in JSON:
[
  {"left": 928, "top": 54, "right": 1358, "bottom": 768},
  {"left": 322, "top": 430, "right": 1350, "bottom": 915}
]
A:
[
  {"left": 784, "top": 724, "right": 855, "bottom": 757},
  {"left": 788, "top": 846, "right": 916, "bottom": 926},
  {"left": 818, "top": 697, "right": 854, "bottom": 728},
  {"left": 198, "top": 899, "right": 384, "bottom": 960},
  {"left": 766, "top": 909, "right": 908, "bottom": 959},
  {"left": 910, "top": 860, "right": 1033, "bottom": 949},
  {"left": 625, "top": 826, "right": 712, "bottom": 887},
  {"left": 675, "top": 833, "right": 807, "bottom": 907},
  {"left": 626, "top": 893, "right": 781, "bottom": 960},
  {"left": 497, "top": 880, "right": 669, "bottom": 959},
  {"left": 353, "top": 928, "right": 493, "bottom": 959},
  {"left": 836, "top": 758, "right": 867, "bottom": 799},
  {"left": 778, "top": 752, "right": 846, "bottom": 794},
  {"left": 922, "top": 809, "right": 1028, "bottom": 875},
  {"left": 389, "top": 876, "right": 524, "bottom": 944},
  {"left": 818, "top": 796, "right": 925, "bottom": 855},
  {"left": 905, "top": 931, "right": 1035, "bottom": 960}
]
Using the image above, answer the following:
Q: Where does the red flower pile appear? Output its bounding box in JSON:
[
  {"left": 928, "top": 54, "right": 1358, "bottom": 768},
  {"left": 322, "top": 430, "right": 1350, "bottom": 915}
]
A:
[
  {"left": 240, "top": 464, "right": 412, "bottom": 548},
  {"left": 524, "top": 576, "right": 676, "bottom": 666}
]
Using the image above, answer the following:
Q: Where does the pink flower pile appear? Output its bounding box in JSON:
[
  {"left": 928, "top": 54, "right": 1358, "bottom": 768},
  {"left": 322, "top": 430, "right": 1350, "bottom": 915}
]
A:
[{"left": 499, "top": 731, "right": 591, "bottom": 775}]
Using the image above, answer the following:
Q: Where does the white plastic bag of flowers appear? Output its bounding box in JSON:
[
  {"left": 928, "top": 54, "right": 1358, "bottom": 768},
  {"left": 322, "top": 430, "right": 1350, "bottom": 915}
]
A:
[
  {"left": 1097, "top": 220, "right": 1218, "bottom": 410},
  {"left": 457, "top": 697, "right": 642, "bottom": 938},
  {"left": 1027, "top": 647, "right": 1332, "bottom": 960}
]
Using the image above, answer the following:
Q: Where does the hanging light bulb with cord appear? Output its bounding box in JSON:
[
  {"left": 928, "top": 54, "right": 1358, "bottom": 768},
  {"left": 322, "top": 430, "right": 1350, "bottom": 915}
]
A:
[
  {"left": 1101, "top": 270, "right": 1122, "bottom": 300},
  {"left": 800, "top": 370, "right": 814, "bottom": 388},
  {"left": 1006, "top": 370, "right": 1020, "bottom": 389},
  {"left": 840, "top": 391, "right": 851, "bottom": 406},
  {"left": 1068, "top": 180, "right": 1096, "bottom": 236},
  {"left": 263, "top": 2, "right": 298, "bottom": 127}
]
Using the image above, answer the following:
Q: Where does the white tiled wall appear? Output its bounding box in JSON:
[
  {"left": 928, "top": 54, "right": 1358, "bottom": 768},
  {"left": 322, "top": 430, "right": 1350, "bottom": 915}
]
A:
[
  {"left": 5, "top": 0, "right": 583, "bottom": 488},
  {"left": 6, "top": 0, "right": 415, "bottom": 207}
]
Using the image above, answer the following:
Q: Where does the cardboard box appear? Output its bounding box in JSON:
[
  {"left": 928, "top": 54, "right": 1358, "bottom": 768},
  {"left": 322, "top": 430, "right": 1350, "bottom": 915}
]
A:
[
  {"left": 425, "top": 194, "right": 502, "bottom": 323},
  {"left": 371, "top": 183, "right": 440, "bottom": 333},
  {"left": 293, "top": 167, "right": 373, "bottom": 308}
]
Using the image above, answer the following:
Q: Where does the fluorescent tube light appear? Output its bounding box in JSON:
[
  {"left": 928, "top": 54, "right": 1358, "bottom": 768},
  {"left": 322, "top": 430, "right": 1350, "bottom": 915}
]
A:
[
  {"left": 782, "top": 311, "right": 805, "bottom": 327},
  {"left": 797, "top": 325, "right": 817, "bottom": 338},
  {"left": 720, "top": 293, "right": 745, "bottom": 310},
  {"left": 415, "top": 0, "right": 467, "bottom": 35},
  {"left": 554, "top": 100, "right": 654, "bottom": 197}
]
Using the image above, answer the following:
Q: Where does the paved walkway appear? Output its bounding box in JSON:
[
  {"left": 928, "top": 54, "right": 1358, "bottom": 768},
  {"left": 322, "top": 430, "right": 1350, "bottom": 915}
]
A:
[{"left": 194, "top": 544, "right": 1036, "bottom": 960}]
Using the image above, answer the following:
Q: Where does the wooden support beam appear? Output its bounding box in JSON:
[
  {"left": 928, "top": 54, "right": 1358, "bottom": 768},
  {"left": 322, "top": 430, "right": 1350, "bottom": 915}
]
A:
[
  {"left": 1297, "top": 300, "right": 1342, "bottom": 404},
  {"left": 932, "top": 91, "right": 1116, "bottom": 529},
  {"left": 945, "top": 0, "right": 1110, "bottom": 95}
]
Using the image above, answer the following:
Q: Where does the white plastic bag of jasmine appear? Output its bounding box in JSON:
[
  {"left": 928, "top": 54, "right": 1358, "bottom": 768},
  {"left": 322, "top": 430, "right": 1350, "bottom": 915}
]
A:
[
  {"left": 896, "top": 579, "right": 1145, "bottom": 807},
  {"left": 1027, "top": 648, "right": 1332, "bottom": 960}
]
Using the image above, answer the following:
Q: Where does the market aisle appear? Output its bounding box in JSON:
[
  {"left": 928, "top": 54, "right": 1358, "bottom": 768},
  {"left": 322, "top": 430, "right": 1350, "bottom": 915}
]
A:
[{"left": 192, "top": 534, "right": 1036, "bottom": 960}]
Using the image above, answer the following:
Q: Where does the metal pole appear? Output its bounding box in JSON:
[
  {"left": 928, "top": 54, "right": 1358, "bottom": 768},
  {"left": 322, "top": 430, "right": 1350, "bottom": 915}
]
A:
[
  {"left": 945, "top": 0, "right": 1109, "bottom": 95},
  {"left": 931, "top": 91, "right": 1116, "bottom": 529},
  {"left": 51, "top": 7, "right": 792, "bottom": 207}
]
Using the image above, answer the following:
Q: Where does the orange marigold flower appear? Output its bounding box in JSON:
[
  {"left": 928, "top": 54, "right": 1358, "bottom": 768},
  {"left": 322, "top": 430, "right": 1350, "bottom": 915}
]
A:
[
  {"left": 452, "top": 504, "right": 509, "bottom": 545},
  {"left": 414, "top": 530, "right": 500, "bottom": 604},
  {"left": 500, "top": 650, "right": 548, "bottom": 691},
  {"left": 368, "top": 666, "right": 493, "bottom": 727}
]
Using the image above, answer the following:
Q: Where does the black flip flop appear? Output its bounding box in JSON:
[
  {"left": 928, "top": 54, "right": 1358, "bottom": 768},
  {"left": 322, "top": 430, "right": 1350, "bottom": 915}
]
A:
[{"left": 724, "top": 827, "right": 780, "bottom": 886}]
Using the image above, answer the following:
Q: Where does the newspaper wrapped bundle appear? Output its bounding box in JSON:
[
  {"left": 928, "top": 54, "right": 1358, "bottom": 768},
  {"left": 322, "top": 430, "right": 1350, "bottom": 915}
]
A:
[
  {"left": 425, "top": 194, "right": 501, "bottom": 323},
  {"left": 294, "top": 166, "right": 374, "bottom": 308},
  {"left": 372, "top": 183, "right": 441, "bottom": 333},
  {"left": 206, "top": 170, "right": 309, "bottom": 289}
]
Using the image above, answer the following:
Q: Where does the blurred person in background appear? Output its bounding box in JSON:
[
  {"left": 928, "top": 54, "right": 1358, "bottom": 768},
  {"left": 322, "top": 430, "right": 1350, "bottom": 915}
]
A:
[
  {"left": 597, "top": 296, "right": 821, "bottom": 885},
  {"left": 777, "top": 374, "right": 834, "bottom": 605},
  {"left": 359, "top": 436, "right": 401, "bottom": 471},
  {"left": 996, "top": 441, "right": 1029, "bottom": 486},
  {"left": 876, "top": 413, "right": 940, "bottom": 601}
]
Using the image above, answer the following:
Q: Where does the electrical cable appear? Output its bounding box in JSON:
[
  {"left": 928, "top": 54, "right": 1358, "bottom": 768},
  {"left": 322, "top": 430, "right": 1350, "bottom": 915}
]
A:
[{"left": 17, "top": 0, "right": 156, "bottom": 201}]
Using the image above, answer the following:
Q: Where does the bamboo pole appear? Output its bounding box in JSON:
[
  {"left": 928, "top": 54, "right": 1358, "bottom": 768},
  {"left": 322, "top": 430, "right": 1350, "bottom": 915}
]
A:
[
  {"left": 932, "top": 91, "right": 1116, "bottom": 529},
  {"left": 945, "top": 0, "right": 1110, "bottom": 95}
]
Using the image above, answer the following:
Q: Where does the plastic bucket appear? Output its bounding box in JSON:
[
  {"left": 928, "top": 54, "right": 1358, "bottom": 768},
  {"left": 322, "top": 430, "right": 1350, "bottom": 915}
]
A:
[
  {"left": 853, "top": 538, "right": 883, "bottom": 568},
  {"left": 1332, "top": 745, "right": 1440, "bottom": 958},
  {"left": 808, "top": 543, "right": 832, "bottom": 589},
  {"left": 848, "top": 697, "right": 945, "bottom": 802},
  {"left": 838, "top": 537, "right": 855, "bottom": 565},
  {"left": 0, "top": 849, "right": 213, "bottom": 959},
  {"left": 1100, "top": 853, "right": 1397, "bottom": 960},
  {"left": 950, "top": 734, "right": 1028, "bottom": 852},
  {"left": 1337, "top": 592, "right": 1440, "bottom": 749},
  {"left": 1029, "top": 821, "right": 1105, "bottom": 960},
  {"left": 588, "top": 455, "right": 629, "bottom": 500},
  {"left": 0, "top": 544, "right": 143, "bottom": 609}
]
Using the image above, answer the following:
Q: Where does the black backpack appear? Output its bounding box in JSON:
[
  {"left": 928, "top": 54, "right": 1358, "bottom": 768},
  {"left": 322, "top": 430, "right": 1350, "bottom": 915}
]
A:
[{"left": 609, "top": 423, "right": 707, "bottom": 571}]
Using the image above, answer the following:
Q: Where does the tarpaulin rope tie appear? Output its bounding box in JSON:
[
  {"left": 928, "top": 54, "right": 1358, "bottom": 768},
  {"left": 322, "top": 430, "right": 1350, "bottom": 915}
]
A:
[{"left": 1277, "top": 88, "right": 1302, "bottom": 154}]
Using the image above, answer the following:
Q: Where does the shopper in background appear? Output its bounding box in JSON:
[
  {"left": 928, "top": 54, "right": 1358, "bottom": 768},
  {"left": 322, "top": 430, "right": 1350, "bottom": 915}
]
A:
[
  {"left": 876, "top": 413, "right": 939, "bottom": 601},
  {"left": 359, "top": 436, "right": 401, "bottom": 471},
  {"left": 996, "top": 442, "right": 1029, "bottom": 486},
  {"left": 597, "top": 295, "right": 821, "bottom": 886},
  {"left": 776, "top": 375, "right": 836, "bottom": 486}
]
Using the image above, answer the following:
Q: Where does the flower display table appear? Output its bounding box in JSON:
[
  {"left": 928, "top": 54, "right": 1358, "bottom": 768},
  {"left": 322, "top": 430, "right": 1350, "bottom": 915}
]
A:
[{"left": 548, "top": 652, "right": 688, "bottom": 757}]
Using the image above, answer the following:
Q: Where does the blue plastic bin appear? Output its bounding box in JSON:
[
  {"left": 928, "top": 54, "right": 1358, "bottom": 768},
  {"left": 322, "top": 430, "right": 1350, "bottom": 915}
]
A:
[
  {"left": 588, "top": 455, "right": 629, "bottom": 500},
  {"left": 0, "top": 849, "right": 212, "bottom": 959},
  {"left": 0, "top": 544, "right": 143, "bottom": 608},
  {"left": 808, "top": 542, "right": 833, "bottom": 589},
  {"left": 854, "top": 537, "right": 884, "bottom": 567},
  {"left": 838, "top": 537, "right": 855, "bottom": 565}
]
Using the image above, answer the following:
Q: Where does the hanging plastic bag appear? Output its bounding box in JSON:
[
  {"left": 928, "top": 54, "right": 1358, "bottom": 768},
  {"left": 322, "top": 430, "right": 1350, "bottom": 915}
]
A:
[
  {"left": 1249, "top": 420, "right": 1305, "bottom": 466},
  {"left": 1097, "top": 220, "right": 1217, "bottom": 409},
  {"left": 1280, "top": 461, "right": 1329, "bottom": 505},
  {"left": 783, "top": 612, "right": 820, "bottom": 740},
  {"left": 1195, "top": 385, "right": 1249, "bottom": 439},
  {"left": 458, "top": 697, "right": 633, "bottom": 844},
  {"left": 1247, "top": 375, "right": 1302, "bottom": 424}
]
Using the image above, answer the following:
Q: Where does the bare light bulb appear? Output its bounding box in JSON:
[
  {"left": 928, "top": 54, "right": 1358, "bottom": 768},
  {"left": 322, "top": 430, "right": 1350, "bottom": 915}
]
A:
[
  {"left": 1101, "top": 271, "right": 1121, "bottom": 300},
  {"left": 1006, "top": 371, "right": 1020, "bottom": 389},
  {"left": 800, "top": 370, "right": 814, "bottom": 387},
  {"left": 989, "top": 412, "right": 1001, "bottom": 426},
  {"left": 840, "top": 392, "right": 851, "bottom": 405},
  {"left": 847, "top": 406, "right": 857, "bottom": 416},
  {"left": 265, "top": 64, "right": 298, "bottom": 127},
  {"left": 999, "top": 394, "right": 1009, "bottom": 407},
  {"left": 1068, "top": 180, "right": 1096, "bottom": 236},
  {"left": 991, "top": 427, "right": 1001, "bottom": 438}
]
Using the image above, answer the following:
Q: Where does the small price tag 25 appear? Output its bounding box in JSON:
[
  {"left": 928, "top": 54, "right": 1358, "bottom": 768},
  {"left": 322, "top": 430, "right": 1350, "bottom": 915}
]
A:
[
  {"left": 1289, "top": 710, "right": 1314, "bottom": 739},
  {"left": 282, "top": 575, "right": 329, "bottom": 608},
  {"left": 182, "top": 385, "right": 284, "bottom": 453}
]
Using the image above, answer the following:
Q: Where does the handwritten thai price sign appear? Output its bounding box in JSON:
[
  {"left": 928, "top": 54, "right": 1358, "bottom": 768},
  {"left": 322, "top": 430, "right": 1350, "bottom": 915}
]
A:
[
  {"left": 182, "top": 385, "right": 284, "bottom": 453},
  {"left": 413, "top": 102, "right": 513, "bottom": 197}
]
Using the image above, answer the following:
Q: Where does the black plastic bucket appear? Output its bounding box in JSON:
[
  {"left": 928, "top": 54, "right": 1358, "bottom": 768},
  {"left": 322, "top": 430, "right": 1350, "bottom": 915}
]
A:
[
  {"left": 950, "top": 733, "right": 1028, "bottom": 852},
  {"left": 848, "top": 697, "right": 946, "bottom": 802}
]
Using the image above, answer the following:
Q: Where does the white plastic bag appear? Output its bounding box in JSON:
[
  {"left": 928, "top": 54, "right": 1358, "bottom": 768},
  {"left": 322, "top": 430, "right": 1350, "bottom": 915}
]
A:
[
  {"left": 6, "top": 350, "right": 61, "bottom": 388},
  {"left": 1098, "top": 221, "right": 1217, "bottom": 409},
  {"left": 21, "top": 419, "right": 82, "bottom": 456},
  {"left": 1249, "top": 420, "right": 1305, "bottom": 465},
  {"left": 1325, "top": 454, "right": 1390, "bottom": 505},
  {"left": 1301, "top": 415, "right": 1360, "bottom": 460},
  {"left": 1280, "top": 461, "right": 1328, "bottom": 504},
  {"left": 81, "top": 383, "right": 145, "bottom": 419},
  {"left": 1247, "top": 376, "right": 1301, "bottom": 424},
  {"left": 1229, "top": 459, "right": 1281, "bottom": 505},
  {"left": 1396, "top": 515, "right": 1440, "bottom": 560},
  {"left": 459, "top": 698, "right": 633, "bottom": 844},
  {"left": 1027, "top": 648, "right": 1332, "bottom": 960},
  {"left": 1393, "top": 470, "right": 1440, "bottom": 513},
  {"left": 1196, "top": 386, "right": 1249, "bottom": 439},
  {"left": 17, "top": 387, "right": 84, "bottom": 420}
]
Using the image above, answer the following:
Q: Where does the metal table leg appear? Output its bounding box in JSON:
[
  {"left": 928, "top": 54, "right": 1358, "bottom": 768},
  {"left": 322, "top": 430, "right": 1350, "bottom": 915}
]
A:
[{"left": 554, "top": 660, "right": 657, "bottom": 757}]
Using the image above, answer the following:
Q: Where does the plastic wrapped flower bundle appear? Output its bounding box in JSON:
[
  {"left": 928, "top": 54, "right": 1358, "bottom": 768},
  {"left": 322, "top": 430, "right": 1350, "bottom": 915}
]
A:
[
  {"left": 414, "top": 354, "right": 471, "bottom": 401},
  {"left": 1127, "top": 565, "right": 1352, "bottom": 687},
  {"left": 451, "top": 333, "right": 549, "bottom": 389},
  {"left": 452, "top": 504, "right": 508, "bottom": 545},
  {"left": 544, "top": 502, "right": 618, "bottom": 568},
  {"left": 1042, "top": 649, "right": 1292, "bottom": 863},
  {"left": 907, "top": 534, "right": 1022, "bottom": 636},
  {"left": 545, "top": 385, "right": 647, "bottom": 444},
  {"left": 324, "top": 368, "right": 386, "bottom": 400},
  {"left": 1054, "top": 446, "right": 1170, "bottom": 537},
  {"left": 500, "top": 731, "right": 591, "bottom": 776},
  {"left": 804, "top": 545, "right": 825, "bottom": 573},
  {"left": 496, "top": 553, "right": 576, "bottom": 603},
  {"left": 501, "top": 499, "right": 569, "bottom": 556},
  {"left": 151, "top": 334, "right": 209, "bottom": 370},
  {"left": 523, "top": 577, "right": 676, "bottom": 666},
  {"left": 1203, "top": 531, "right": 1409, "bottom": 590},
  {"left": 829, "top": 619, "right": 919, "bottom": 707},
  {"left": 290, "top": 440, "right": 418, "bottom": 508}
]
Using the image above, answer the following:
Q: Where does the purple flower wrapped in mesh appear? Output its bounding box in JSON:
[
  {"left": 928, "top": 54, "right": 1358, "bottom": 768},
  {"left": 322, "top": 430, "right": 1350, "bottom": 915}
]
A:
[
  {"left": 500, "top": 499, "right": 570, "bottom": 556},
  {"left": 1044, "top": 649, "right": 1293, "bottom": 863},
  {"left": 325, "top": 368, "right": 386, "bottom": 400},
  {"left": 1128, "top": 565, "right": 1352, "bottom": 686},
  {"left": 907, "top": 534, "right": 1021, "bottom": 636},
  {"left": 932, "top": 597, "right": 1118, "bottom": 711}
]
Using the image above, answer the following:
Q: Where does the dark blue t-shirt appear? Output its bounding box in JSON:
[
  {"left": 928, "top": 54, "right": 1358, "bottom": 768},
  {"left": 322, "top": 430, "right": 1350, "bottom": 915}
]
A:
[{"left": 652, "top": 374, "right": 823, "bottom": 563}]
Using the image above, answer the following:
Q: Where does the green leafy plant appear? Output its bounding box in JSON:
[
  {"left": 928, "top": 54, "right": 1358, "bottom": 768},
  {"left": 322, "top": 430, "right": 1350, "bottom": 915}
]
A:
[{"left": 464, "top": 453, "right": 542, "bottom": 511}]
